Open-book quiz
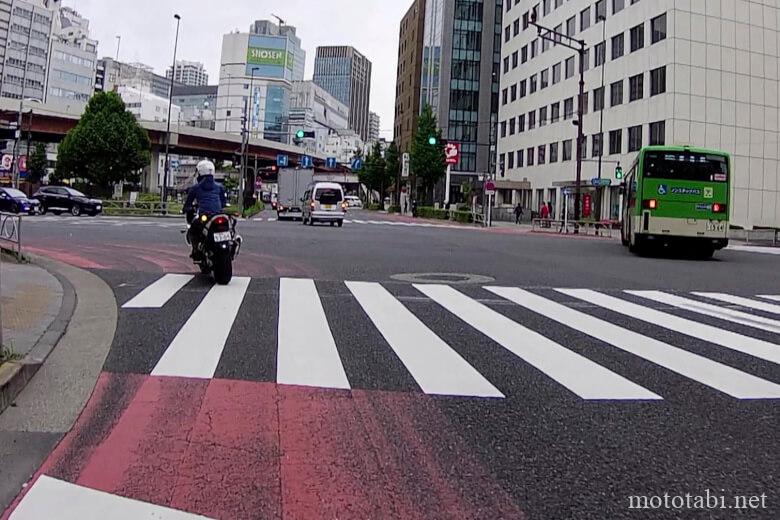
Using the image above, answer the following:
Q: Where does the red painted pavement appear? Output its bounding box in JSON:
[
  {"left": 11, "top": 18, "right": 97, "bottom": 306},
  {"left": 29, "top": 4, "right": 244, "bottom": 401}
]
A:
[{"left": 4, "top": 373, "right": 525, "bottom": 520}]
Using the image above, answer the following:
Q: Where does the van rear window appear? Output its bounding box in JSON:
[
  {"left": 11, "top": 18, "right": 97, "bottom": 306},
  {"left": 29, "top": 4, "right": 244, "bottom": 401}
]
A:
[{"left": 315, "top": 188, "right": 343, "bottom": 204}]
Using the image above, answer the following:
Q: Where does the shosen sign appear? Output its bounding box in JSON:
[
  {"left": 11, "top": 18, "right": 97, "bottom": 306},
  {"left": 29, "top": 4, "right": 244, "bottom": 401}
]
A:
[
  {"left": 247, "top": 47, "right": 285, "bottom": 67},
  {"left": 245, "top": 35, "right": 293, "bottom": 79}
]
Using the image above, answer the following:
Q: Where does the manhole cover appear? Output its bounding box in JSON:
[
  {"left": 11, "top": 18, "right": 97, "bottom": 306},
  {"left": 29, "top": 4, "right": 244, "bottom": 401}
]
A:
[{"left": 390, "top": 272, "right": 496, "bottom": 285}]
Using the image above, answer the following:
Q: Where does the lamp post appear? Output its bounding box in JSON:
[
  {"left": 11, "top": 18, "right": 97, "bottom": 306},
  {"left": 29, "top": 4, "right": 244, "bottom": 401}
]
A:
[
  {"left": 239, "top": 67, "right": 259, "bottom": 214},
  {"left": 162, "top": 13, "right": 181, "bottom": 205},
  {"left": 597, "top": 15, "right": 606, "bottom": 180},
  {"left": 11, "top": 7, "right": 34, "bottom": 189}
]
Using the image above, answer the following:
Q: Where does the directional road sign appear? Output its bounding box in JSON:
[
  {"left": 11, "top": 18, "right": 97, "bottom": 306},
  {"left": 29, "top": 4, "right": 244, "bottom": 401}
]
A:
[
  {"left": 351, "top": 158, "right": 363, "bottom": 170},
  {"left": 300, "top": 155, "right": 313, "bottom": 169},
  {"left": 277, "top": 154, "right": 289, "bottom": 168},
  {"left": 326, "top": 157, "right": 338, "bottom": 169}
]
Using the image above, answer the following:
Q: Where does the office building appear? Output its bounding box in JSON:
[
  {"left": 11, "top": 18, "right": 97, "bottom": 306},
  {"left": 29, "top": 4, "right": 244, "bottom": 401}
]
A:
[
  {"left": 166, "top": 60, "right": 209, "bottom": 87},
  {"left": 216, "top": 20, "right": 305, "bottom": 142},
  {"left": 172, "top": 84, "right": 217, "bottom": 130},
  {"left": 118, "top": 85, "right": 180, "bottom": 123},
  {"left": 46, "top": 5, "right": 97, "bottom": 110},
  {"left": 393, "top": 0, "right": 504, "bottom": 202},
  {"left": 323, "top": 129, "right": 365, "bottom": 165},
  {"left": 289, "top": 80, "right": 349, "bottom": 156},
  {"left": 498, "top": 0, "right": 780, "bottom": 229},
  {"left": 99, "top": 57, "right": 180, "bottom": 99},
  {"left": 313, "top": 46, "right": 372, "bottom": 141},
  {"left": 368, "top": 111, "right": 380, "bottom": 143},
  {"left": 394, "top": 0, "right": 426, "bottom": 156}
]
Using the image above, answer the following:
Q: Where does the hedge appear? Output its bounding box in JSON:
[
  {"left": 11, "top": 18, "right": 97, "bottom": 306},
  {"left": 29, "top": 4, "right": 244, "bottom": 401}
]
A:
[
  {"left": 417, "top": 206, "right": 449, "bottom": 220},
  {"left": 451, "top": 210, "right": 473, "bottom": 223}
]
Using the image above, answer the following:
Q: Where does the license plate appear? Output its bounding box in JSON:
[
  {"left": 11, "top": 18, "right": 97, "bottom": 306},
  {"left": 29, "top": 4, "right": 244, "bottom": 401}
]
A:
[
  {"left": 706, "top": 221, "right": 725, "bottom": 232},
  {"left": 322, "top": 204, "right": 333, "bottom": 210},
  {"left": 213, "top": 231, "right": 232, "bottom": 242}
]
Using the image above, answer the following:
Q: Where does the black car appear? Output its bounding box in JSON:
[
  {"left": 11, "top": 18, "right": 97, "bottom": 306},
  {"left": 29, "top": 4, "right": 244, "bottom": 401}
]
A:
[
  {"left": 0, "top": 187, "right": 41, "bottom": 214},
  {"left": 32, "top": 186, "right": 103, "bottom": 216}
]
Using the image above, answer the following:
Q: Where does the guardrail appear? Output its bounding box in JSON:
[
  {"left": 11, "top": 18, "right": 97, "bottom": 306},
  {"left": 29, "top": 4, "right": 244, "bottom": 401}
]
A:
[
  {"left": 729, "top": 228, "right": 779, "bottom": 246},
  {"left": 531, "top": 218, "right": 619, "bottom": 238},
  {"left": 102, "top": 201, "right": 184, "bottom": 216},
  {"left": 0, "top": 212, "right": 22, "bottom": 257}
]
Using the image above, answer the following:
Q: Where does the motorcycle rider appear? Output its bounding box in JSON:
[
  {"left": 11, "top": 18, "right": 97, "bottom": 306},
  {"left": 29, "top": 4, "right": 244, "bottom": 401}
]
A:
[{"left": 184, "top": 160, "right": 228, "bottom": 259}]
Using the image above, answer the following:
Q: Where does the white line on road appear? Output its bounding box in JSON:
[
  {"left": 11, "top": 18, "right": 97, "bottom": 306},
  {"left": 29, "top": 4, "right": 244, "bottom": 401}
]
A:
[
  {"left": 500, "top": 288, "right": 780, "bottom": 399},
  {"left": 152, "top": 277, "right": 250, "bottom": 379},
  {"left": 560, "top": 289, "right": 780, "bottom": 365},
  {"left": 758, "top": 295, "right": 780, "bottom": 302},
  {"left": 417, "top": 285, "right": 659, "bottom": 400},
  {"left": 347, "top": 281, "right": 503, "bottom": 398},
  {"left": 277, "top": 278, "right": 350, "bottom": 390},
  {"left": 267, "top": 217, "right": 277, "bottom": 221},
  {"left": 692, "top": 292, "right": 780, "bottom": 316},
  {"left": 10, "top": 476, "right": 213, "bottom": 519},
  {"left": 728, "top": 245, "right": 780, "bottom": 255},
  {"left": 122, "top": 274, "right": 194, "bottom": 309},
  {"left": 628, "top": 291, "right": 780, "bottom": 335}
]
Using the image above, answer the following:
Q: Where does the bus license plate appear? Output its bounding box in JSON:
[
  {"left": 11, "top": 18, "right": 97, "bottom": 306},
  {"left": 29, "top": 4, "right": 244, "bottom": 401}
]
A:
[
  {"left": 706, "top": 221, "right": 725, "bottom": 232},
  {"left": 213, "top": 231, "right": 232, "bottom": 242}
]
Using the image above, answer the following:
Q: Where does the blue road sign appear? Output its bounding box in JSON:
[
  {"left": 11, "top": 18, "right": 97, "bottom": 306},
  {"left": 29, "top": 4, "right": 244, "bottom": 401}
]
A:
[
  {"left": 276, "top": 154, "right": 289, "bottom": 168},
  {"left": 590, "top": 178, "right": 612, "bottom": 187},
  {"left": 326, "top": 157, "right": 337, "bottom": 169},
  {"left": 300, "top": 155, "right": 313, "bottom": 168},
  {"left": 351, "top": 158, "right": 363, "bottom": 170}
]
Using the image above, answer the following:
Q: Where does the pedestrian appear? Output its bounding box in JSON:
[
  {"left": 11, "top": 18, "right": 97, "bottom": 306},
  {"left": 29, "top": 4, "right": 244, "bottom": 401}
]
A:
[
  {"left": 540, "top": 202, "right": 550, "bottom": 221},
  {"left": 403, "top": 199, "right": 408, "bottom": 214},
  {"left": 514, "top": 203, "right": 524, "bottom": 224}
]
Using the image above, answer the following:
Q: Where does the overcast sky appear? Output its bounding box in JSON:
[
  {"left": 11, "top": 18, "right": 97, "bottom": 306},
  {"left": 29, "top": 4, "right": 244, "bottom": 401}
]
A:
[{"left": 63, "top": 0, "right": 408, "bottom": 139}]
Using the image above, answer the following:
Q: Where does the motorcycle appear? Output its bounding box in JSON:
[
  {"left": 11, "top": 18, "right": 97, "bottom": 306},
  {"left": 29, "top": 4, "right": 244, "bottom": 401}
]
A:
[{"left": 184, "top": 212, "right": 242, "bottom": 285}]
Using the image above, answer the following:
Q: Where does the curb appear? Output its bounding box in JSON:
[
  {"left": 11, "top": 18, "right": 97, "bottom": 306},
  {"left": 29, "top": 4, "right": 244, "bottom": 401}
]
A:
[{"left": 0, "top": 254, "right": 77, "bottom": 414}]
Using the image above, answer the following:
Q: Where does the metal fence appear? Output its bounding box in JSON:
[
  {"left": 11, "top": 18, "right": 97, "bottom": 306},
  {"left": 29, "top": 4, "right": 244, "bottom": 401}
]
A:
[
  {"left": 101, "top": 201, "right": 183, "bottom": 216},
  {"left": 0, "top": 212, "right": 22, "bottom": 257},
  {"left": 729, "top": 228, "right": 780, "bottom": 246}
]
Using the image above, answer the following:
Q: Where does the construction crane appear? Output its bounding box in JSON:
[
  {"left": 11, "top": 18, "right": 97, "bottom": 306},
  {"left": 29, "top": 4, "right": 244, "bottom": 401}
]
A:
[{"left": 271, "top": 14, "right": 285, "bottom": 27}]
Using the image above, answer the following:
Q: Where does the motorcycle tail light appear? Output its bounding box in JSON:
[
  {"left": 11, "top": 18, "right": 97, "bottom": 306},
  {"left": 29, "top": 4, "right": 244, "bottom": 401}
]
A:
[
  {"left": 212, "top": 215, "right": 230, "bottom": 231},
  {"left": 310, "top": 202, "right": 315, "bottom": 209}
]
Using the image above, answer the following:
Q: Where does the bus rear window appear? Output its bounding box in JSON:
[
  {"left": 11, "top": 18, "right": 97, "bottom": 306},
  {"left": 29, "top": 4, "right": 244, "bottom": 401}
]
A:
[
  {"left": 644, "top": 152, "right": 729, "bottom": 182},
  {"left": 315, "top": 188, "right": 343, "bottom": 204}
]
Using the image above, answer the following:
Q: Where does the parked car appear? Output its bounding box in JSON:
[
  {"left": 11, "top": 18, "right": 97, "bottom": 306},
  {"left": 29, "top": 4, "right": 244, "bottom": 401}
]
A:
[
  {"left": 344, "top": 195, "right": 363, "bottom": 208},
  {"left": 0, "top": 187, "right": 41, "bottom": 214},
  {"left": 32, "top": 186, "right": 103, "bottom": 216},
  {"left": 301, "top": 182, "right": 347, "bottom": 227}
]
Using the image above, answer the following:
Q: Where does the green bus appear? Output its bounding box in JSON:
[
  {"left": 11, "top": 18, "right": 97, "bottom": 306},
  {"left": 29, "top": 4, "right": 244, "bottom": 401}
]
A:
[{"left": 620, "top": 146, "right": 730, "bottom": 258}]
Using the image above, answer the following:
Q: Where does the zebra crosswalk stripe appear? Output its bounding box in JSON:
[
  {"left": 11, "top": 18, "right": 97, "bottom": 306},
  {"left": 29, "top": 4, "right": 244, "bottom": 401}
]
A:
[
  {"left": 151, "top": 277, "right": 250, "bottom": 379},
  {"left": 491, "top": 287, "right": 780, "bottom": 399},
  {"left": 417, "top": 284, "right": 660, "bottom": 400},
  {"left": 122, "top": 274, "right": 194, "bottom": 308},
  {"left": 347, "top": 281, "right": 504, "bottom": 398},
  {"left": 757, "top": 295, "right": 780, "bottom": 302},
  {"left": 628, "top": 291, "right": 780, "bottom": 335},
  {"left": 692, "top": 292, "right": 780, "bottom": 315},
  {"left": 277, "top": 278, "right": 350, "bottom": 390}
]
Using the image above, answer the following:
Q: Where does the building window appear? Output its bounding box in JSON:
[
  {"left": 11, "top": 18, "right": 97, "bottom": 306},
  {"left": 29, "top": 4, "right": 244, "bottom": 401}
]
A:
[
  {"left": 520, "top": 79, "right": 527, "bottom": 97},
  {"left": 518, "top": 114, "right": 526, "bottom": 132},
  {"left": 611, "top": 33, "right": 624, "bottom": 60},
  {"left": 551, "top": 102, "right": 560, "bottom": 122},
  {"left": 512, "top": 51, "right": 519, "bottom": 68},
  {"left": 499, "top": 153, "right": 506, "bottom": 172},
  {"left": 565, "top": 57, "right": 575, "bottom": 79},
  {"left": 629, "top": 73, "right": 644, "bottom": 101},
  {"left": 580, "top": 7, "right": 591, "bottom": 31},
  {"left": 650, "top": 66, "right": 666, "bottom": 96},
  {"left": 630, "top": 23, "right": 644, "bottom": 52},
  {"left": 595, "top": 0, "right": 606, "bottom": 20},
  {"left": 553, "top": 24, "right": 563, "bottom": 45},
  {"left": 508, "top": 150, "right": 515, "bottom": 169},
  {"left": 552, "top": 63, "right": 561, "bottom": 84},
  {"left": 540, "top": 106, "right": 548, "bottom": 126},
  {"left": 582, "top": 49, "right": 590, "bottom": 71},
  {"left": 538, "top": 145, "right": 546, "bottom": 164},
  {"left": 521, "top": 45, "right": 528, "bottom": 63},
  {"left": 562, "top": 139, "right": 573, "bottom": 161},
  {"left": 505, "top": 25, "right": 511, "bottom": 42},
  {"left": 540, "top": 69, "right": 549, "bottom": 89},
  {"left": 579, "top": 138, "right": 588, "bottom": 159},
  {"left": 530, "top": 74, "right": 538, "bottom": 93},
  {"left": 594, "top": 42, "right": 606, "bottom": 67},
  {"left": 501, "top": 120, "right": 507, "bottom": 137},
  {"left": 504, "top": 57, "right": 510, "bottom": 74},
  {"left": 613, "top": 0, "right": 625, "bottom": 14},
  {"left": 513, "top": 18, "right": 520, "bottom": 36},
  {"left": 550, "top": 142, "right": 559, "bottom": 163},
  {"left": 651, "top": 13, "right": 667, "bottom": 44},
  {"left": 542, "top": 37, "right": 551, "bottom": 53},
  {"left": 511, "top": 84, "right": 518, "bottom": 102},
  {"left": 523, "top": 11, "right": 529, "bottom": 28},
  {"left": 502, "top": 88, "right": 508, "bottom": 105},
  {"left": 628, "top": 125, "right": 642, "bottom": 151},
  {"left": 610, "top": 80, "right": 623, "bottom": 106},
  {"left": 555, "top": 0, "right": 563, "bottom": 8},
  {"left": 650, "top": 120, "right": 665, "bottom": 145},
  {"left": 609, "top": 129, "right": 623, "bottom": 155},
  {"left": 528, "top": 110, "right": 537, "bottom": 129},
  {"left": 566, "top": 16, "right": 576, "bottom": 36},
  {"left": 564, "top": 97, "right": 574, "bottom": 119},
  {"left": 543, "top": 0, "right": 551, "bottom": 16},
  {"left": 527, "top": 147, "right": 535, "bottom": 165},
  {"left": 531, "top": 39, "right": 538, "bottom": 58},
  {"left": 581, "top": 91, "right": 589, "bottom": 114},
  {"left": 594, "top": 87, "right": 605, "bottom": 111},
  {"left": 517, "top": 149, "right": 524, "bottom": 167},
  {"left": 592, "top": 133, "right": 603, "bottom": 157},
  {"left": 509, "top": 117, "right": 516, "bottom": 135}
]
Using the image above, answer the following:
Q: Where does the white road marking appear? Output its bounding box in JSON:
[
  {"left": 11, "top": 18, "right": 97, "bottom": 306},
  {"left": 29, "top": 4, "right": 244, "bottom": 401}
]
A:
[
  {"left": 267, "top": 217, "right": 277, "bottom": 221},
  {"left": 561, "top": 289, "right": 780, "bottom": 365},
  {"left": 122, "top": 274, "right": 193, "bottom": 308},
  {"left": 152, "top": 277, "right": 250, "bottom": 378},
  {"left": 728, "top": 245, "right": 780, "bottom": 255},
  {"left": 10, "top": 475, "right": 213, "bottom": 519},
  {"left": 494, "top": 287, "right": 780, "bottom": 399},
  {"left": 628, "top": 291, "right": 780, "bottom": 335},
  {"left": 352, "top": 219, "right": 367, "bottom": 224},
  {"left": 347, "top": 281, "right": 503, "bottom": 398},
  {"left": 693, "top": 292, "right": 780, "bottom": 316},
  {"left": 416, "top": 284, "right": 659, "bottom": 400},
  {"left": 758, "top": 295, "right": 780, "bottom": 302},
  {"left": 277, "top": 278, "right": 350, "bottom": 389}
]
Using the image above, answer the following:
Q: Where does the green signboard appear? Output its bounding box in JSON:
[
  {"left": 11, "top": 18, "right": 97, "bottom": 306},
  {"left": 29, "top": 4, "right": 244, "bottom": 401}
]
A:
[
  {"left": 247, "top": 47, "right": 286, "bottom": 67},
  {"left": 286, "top": 51, "right": 294, "bottom": 71}
]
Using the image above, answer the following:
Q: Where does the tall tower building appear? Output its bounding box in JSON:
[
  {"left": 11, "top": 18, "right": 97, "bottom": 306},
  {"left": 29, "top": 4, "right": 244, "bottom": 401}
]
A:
[
  {"left": 166, "top": 60, "right": 208, "bottom": 87},
  {"left": 313, "top": 46, "right": 372, "bottom": 141}
]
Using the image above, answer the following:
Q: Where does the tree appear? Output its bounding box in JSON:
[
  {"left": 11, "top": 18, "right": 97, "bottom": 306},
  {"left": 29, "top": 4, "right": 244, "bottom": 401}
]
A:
[
  {"left": 56, "top": 91, "right": 151, "bottom": 192},
  {"left": 384, "top": 141, "right": 400, "bottom": 205},
  {"left": 410, "top": 104, "right": 446, "bottom": 203},
  {"left": 27, "top": 142, "right": 48, "bottom": 184}
]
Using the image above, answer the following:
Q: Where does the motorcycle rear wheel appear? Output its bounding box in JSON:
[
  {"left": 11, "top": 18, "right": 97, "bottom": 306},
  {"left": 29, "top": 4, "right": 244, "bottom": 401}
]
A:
[{"left": 212, "top": 251, "right": 233, "bottom": 285}]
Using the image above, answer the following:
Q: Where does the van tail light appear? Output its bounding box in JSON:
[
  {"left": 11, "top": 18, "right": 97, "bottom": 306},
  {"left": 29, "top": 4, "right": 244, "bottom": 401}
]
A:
[
  {"left": 310, "top": 202, "right": 316, "bottom": 209},
  {"left": 341, "top": 202, "right": 348, "bottom": 211},
  {"left": 642, "top": 199, "right": 658, "bottom": 210},
  {"left": 712, "top": 203, "right": 727, "bottom": 214}
]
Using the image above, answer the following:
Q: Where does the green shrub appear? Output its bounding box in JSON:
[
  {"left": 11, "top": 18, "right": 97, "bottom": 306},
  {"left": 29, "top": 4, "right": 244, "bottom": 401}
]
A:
[
  {"left": 451, "top": 211, "right": 473, "bottom": 223},
  {"left": 388, "top": 205, "right": 401, "bottom": 213},
  {"left": 367, "top": 203, "right": 381, "bottom": 211},
  {"left": 417, "top": 206, "right": 449, "bottom": 219},
  {"left": 242, "top": 201, "right": 264, "bottom": 218}
]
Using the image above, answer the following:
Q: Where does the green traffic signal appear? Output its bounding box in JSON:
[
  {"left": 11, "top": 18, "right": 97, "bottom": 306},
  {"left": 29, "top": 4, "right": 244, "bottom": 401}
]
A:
[
  {"left": 296, "top": 130, "right": 305, "bottom": 139},
  {"left": 615, "top": 166, "right": 623, "bottom": 179},
  {"left": 428, "top": 136, "right": 437, "bottom": 145}
]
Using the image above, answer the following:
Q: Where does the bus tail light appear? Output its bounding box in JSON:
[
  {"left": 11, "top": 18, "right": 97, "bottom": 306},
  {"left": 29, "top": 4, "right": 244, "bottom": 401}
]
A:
[
  {"left": 642, "top": 199, "right": 658, "bottom": 210},
  {"left": 712, "top": 203, "right": 727, "bottom": 214}
]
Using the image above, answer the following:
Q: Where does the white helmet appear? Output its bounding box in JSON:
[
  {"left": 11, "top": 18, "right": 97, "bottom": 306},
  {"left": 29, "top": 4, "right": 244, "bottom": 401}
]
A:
[{"left": 196, "top": 160, "right": 215, "bottom": 178}]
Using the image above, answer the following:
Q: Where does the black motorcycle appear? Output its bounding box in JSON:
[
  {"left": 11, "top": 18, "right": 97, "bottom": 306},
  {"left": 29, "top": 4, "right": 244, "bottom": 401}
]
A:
[{"left": 185, "top": 212, "right": 242, "bottom": 285}]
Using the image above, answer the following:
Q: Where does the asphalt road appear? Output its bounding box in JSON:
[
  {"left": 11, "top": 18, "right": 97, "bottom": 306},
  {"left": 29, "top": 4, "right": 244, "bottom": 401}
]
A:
[{"left": 5, "top": 210, "right": 780, "bottom": 519}]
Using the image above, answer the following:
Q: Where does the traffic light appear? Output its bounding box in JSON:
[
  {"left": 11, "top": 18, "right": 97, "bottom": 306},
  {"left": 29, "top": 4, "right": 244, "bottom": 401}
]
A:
[
  {"left": 296, "top": 130, "right": 304, "bottom": 139},
  {"left": 615, "top": 165, "right": 623, "bottom": 180},
  {"left": 428, "top": 136, "right": 437, "bottom": 145},
  {"left": 296, "top": 130, "right": 316, "bottom": 139}
]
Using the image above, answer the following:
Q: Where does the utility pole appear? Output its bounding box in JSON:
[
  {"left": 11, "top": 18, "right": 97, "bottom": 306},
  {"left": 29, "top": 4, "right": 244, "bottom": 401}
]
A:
[
  {"left": 530, "top": 9, "right": 588, "bottom": 222},
  {"left": 597, "top": 15, "right": 607, "bottom": 220},
  {"left": 11, "top": 7, "right": 34, "bottom": 189},
  {"left": 162, "top": 14, "right": 181, "bottom": 205}
]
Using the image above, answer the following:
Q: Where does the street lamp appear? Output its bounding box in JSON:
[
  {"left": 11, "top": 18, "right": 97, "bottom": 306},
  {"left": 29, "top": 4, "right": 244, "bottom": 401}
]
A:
[
  {"left": 162, "top": 13, "right": 181, "bottom": 204},
  {"left": 11, "top": 7, "right": 35, "bottom": 189},
  {"left": 239, "top": 67, "right": 259, "bottom": 214},
  {"left": 597, "top": 15, "right": 606, "bottom": 180}
]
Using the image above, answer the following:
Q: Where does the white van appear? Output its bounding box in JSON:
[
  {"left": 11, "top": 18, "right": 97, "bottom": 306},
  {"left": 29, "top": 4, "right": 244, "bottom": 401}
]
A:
[{"left": 301, "top": 182, "right": 346, "bottom": 227}]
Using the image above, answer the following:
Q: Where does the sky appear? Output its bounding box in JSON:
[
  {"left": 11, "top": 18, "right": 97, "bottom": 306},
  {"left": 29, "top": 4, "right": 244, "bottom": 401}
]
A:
[{"left": 63, "top": 0, "right": 409, "bottom": 139}]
